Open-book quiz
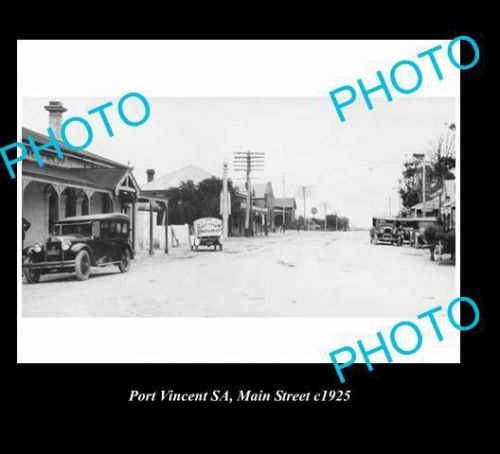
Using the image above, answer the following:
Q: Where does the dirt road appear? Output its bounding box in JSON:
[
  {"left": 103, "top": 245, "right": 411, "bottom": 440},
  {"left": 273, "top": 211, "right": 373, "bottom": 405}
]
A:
[{"left": 22, "top": 231, "right": 456, "bottom": 317}]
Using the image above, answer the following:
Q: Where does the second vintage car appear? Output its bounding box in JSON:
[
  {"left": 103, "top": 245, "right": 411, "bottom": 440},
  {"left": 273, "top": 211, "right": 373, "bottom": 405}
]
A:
[
  {"left": 370, "top": 216, "right": 402, "bottom": 245},
  {"left": 23, "top": 213, "right": 134, "bottom": 283}
]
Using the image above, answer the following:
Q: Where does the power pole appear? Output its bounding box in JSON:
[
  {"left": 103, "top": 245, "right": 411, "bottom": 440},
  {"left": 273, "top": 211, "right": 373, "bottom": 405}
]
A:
[
  {"left": 296, "top": 186, "right": 312, "bottom": 230},
  {"left": 234, "top": 151, "right": 265, "bottom": 236},
  {"left": 222, "top": 159, "right": 229, "bottom": 240},
  {"left": 413, "top": 153, "right": 427, "bottom": 218},
  {"left": 282, "top": 174, "right": 286, "bottom": 231},
  {"left": 422, "top": 161, "right": 426, "bottom": 218},
  {"left": 323, "top": 202, "right": 327, "bottom": 232}
]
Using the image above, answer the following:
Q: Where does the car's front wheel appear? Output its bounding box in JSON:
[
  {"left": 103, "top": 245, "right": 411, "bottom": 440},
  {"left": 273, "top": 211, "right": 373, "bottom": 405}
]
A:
[
  {"left": 24, "top": 259, "right": 41, "bottom": 284},
  {"left": 118, "top": 249, "right": 131, "bottom": 273},
  {"left": 75, "top": 250, "right": 91, "bottom": 281}
]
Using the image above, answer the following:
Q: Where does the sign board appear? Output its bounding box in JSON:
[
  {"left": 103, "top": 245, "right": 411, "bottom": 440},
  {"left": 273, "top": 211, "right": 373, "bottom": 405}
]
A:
[
  {"left": 311, "top": 207, "right": 318, "bottom": 215},
  {"left": 193, "top": 217, "right": 223, "bottom": 237}
]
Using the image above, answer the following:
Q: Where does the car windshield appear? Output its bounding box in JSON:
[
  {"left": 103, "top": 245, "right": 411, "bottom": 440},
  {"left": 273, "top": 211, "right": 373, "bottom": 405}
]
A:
[{"left": 58, "top": 223, "right": 92, "bottom": 235}]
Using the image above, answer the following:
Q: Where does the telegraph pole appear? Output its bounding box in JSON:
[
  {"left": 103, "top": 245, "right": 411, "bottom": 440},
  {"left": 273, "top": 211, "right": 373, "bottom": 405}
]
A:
[
  {"left": 234, "top": 151, "right": 265, "bottom": 236},
  {"left": 323, "top": 202, "right": 327, "bottom": 232},
  {"left": 282, "top": 174, "right": 286, "bottom": 231},
  {"left": 413, "top": 153, "right": 427, "bottom": 218},
  {"left": 422, "top": 161, "right": 426, "bottom": 217},
  {"left": 222, "top": 159, "right": 229, "bottom": 240},
  {"left": 296, "top": 186, "right": 312, "bottom": 230}
]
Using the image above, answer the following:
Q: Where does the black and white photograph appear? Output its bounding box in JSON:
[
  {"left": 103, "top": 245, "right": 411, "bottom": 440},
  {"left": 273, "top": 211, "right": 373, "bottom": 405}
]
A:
[{"left": 20, "top": 95, "right": 457, "bottom": 319}]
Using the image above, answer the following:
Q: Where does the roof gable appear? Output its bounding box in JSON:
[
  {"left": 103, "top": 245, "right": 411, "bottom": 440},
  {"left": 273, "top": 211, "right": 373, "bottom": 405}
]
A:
[
  {"left": 22, "top": 127, "right": 129, "bottom": 169},
  {"left": 141, "top": 165, "right": 213, "bottom": 191}
]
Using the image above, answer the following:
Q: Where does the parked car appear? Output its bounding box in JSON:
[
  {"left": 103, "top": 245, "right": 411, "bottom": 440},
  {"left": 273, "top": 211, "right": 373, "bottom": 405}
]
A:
[
  {"left": 190, "top": 217, "right": 223, "bottom": 251},
  {"left": 23, "top": 213, "right": 133, "bottom": 283},
  {"left": 370, "top": 217, "right": 401, "bottom": 245}
]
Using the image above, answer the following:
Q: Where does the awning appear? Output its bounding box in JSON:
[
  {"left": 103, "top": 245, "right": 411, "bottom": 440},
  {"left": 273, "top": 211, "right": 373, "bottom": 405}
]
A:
[
  {"left": 240, "top": 202, "right": 268, "bottom": 214},
  {"left": 22, "top": 159, "right": 137, "bottom": 196}
]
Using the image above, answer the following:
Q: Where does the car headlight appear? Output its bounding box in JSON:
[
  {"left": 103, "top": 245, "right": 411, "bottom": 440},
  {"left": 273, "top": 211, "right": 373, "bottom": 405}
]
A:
[
  {"left": 61, "top": 240, "right": 71, "bottom": 251},
  {"left": 33, "top": 243, "right": 42, "bottom": 253}
]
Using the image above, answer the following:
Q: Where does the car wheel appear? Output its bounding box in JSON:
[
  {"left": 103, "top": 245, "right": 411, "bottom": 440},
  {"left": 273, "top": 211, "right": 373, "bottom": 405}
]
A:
[
  {"left": 118, "top": 249, "right": 131, "bottom": 273},
  {"left": 24, "top": 259, "right": 41, "bottom": 284},
  {"left": 75, "top": 250, "right": 91, "bottom": 281}
]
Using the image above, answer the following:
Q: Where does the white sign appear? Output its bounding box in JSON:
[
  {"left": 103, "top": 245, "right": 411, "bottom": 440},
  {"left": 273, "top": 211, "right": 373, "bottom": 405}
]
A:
[{"left": 194, "top": 217, "right": 223, "bottom": 237}]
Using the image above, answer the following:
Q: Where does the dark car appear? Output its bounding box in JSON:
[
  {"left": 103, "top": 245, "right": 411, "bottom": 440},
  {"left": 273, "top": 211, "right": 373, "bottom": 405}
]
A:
[
  {"left": 370, "top": 217, "right": 401, "bottom": 245},
  {"left": 23, "top": 213, "right": 133, "bottom": 283}
]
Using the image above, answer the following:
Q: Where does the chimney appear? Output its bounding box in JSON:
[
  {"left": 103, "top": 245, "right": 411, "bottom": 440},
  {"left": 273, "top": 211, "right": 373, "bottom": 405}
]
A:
[
  {"left": 44, "top": 101, "right": 67, "bottom": 139},
  {"left": 147, "top": 169, "right": 155, "bottom": 182}
]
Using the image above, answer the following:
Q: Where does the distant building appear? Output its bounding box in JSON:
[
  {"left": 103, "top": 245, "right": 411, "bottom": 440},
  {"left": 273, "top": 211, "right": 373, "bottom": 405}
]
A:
[
  {"left": 307, "top": 219, "right": 322, "bottom": 230},
  {"left": 439, "top": 179, "right": 456, "bottom": 230},
  {"left": 273, "top": 198, "right": 297, "bottom": 227},
  {"left": 136, "top": 165, "right": 215, "bottom": 252},
  {"left": 231, "top": 182, "right": 276, "bottom": 235},
  {"left": 409, "top": 198, "right": 440, "bottom": 218},
  {"left": 140, "top": 164, "right": 214, "bottom": 191}
]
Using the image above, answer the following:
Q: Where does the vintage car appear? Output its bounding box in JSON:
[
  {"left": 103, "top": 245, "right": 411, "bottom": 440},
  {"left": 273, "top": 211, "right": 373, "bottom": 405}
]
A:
[
  {"left": 370, "top": 217, "right": 401, "bottom": 245},
  {"left": 23, "top": 213, "right": 133, "bottom": 283},
  {"left": 190, "top": 217, "right": 223, "bottom": 251}
]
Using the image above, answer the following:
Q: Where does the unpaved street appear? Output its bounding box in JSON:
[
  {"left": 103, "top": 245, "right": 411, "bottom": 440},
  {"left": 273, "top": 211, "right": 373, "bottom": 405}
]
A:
[{"left": 22, "top": 231, "right": 456, "bottom": 317}]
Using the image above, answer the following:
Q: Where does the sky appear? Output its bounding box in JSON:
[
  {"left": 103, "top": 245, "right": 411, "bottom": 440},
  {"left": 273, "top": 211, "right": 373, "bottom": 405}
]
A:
[{"left": 22, "top": 96, "right": 455, "bottom": 228}]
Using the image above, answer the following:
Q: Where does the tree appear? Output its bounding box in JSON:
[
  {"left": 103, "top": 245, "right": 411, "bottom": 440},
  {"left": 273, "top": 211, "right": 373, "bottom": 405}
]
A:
[
  {"left": 165, "top": 177, "right": 239, "bottom": 225},
  {"left": 398, "top": 160, "right": 425, "bottom": 209},
  {"left": 325, "top": 214, "right": 350, "bottom": 231},
  {"left": 398, "top": 123, "right": 456, "bottom": 210},
  {"left": 429, "top": 123, "right": 456, "bottom": 192}
]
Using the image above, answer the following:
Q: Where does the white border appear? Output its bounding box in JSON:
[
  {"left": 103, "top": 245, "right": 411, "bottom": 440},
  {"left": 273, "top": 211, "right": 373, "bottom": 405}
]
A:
[{"left": 17, "top": 40, "right": 460, "bottom": 364}]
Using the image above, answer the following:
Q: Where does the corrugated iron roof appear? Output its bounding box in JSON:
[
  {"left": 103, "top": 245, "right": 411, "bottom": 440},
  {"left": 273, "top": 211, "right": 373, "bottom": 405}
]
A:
[
  {"left": 22, "top": 159, "right": 130, "bottom": 193},
  {"left": 22, "top": 127, "right": 129, "bottom": 169},
  {"left": 274, "top": 197, "right": 297, "bottom": 209},
  {"left": 141, "top": 165, "right": 213, "bottom": 191}
]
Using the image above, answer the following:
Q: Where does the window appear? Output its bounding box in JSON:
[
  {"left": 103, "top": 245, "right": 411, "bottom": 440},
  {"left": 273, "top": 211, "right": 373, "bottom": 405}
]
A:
[
  {"left": 61, "top": 223, "right": 92, "bottom": 235},
  {"left": 65, "top": 193, "right": 77, "bottom": 217},
  {"left": 101, "top": 221, "right": 110, "bottom": 236},
  {"left": 82, "top": 198, "right": 89, "bottom": 216}
]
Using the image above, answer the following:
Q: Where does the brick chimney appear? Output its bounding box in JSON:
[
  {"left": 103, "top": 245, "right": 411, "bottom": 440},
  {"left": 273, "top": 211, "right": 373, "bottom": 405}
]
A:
[
  {"left": 44, "top": 101, "right": 67, "bottom": 139},
  {"left": 147, "top": 169, "right": 155, "bottom": 182}
]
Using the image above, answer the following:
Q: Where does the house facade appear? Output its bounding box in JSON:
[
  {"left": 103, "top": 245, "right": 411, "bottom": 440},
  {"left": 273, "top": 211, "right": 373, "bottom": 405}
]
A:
[
  {"left": 439, "top": 179, "right": 456, "bottom": 230},
  {"left": 22, "top": 102, "right": 141, "bottom": 248},
  {"left": 272, "top": 197, "right": 297, "bottom": 227}
]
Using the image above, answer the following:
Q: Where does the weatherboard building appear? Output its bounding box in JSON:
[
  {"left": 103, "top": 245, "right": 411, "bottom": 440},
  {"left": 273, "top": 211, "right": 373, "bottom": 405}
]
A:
[{"left": 22, "top": 102, "right": 141, "bottom": 248}]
